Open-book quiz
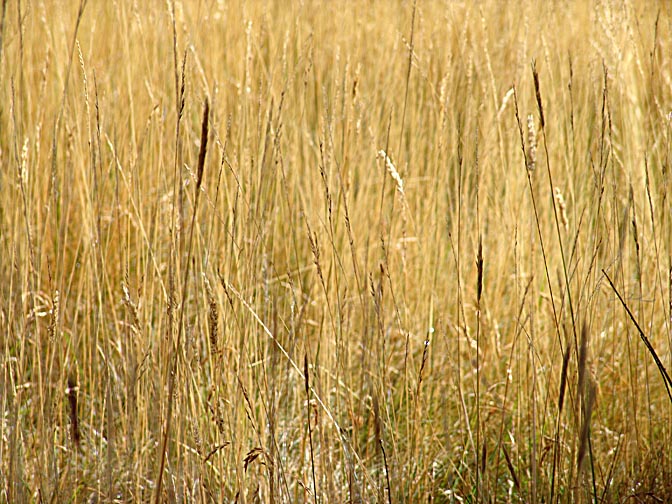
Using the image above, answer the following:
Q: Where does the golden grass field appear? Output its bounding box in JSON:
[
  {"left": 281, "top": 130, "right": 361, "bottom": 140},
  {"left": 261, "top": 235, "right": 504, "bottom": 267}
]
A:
[{"left": 2, "top": 0, "right": 672, "bottom": 502}]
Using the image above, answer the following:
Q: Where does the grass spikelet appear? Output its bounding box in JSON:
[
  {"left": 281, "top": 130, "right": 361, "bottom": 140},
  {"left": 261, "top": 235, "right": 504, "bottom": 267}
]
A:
[
  {"left": 526, "top": 114, "right": 537, "bottom": 172},
  {"left": 121, "top": 282, "right": 141, "bottom": 334},
  {"left": 48, "top": 289, "right": 60, "bottom": 343},
  {"left": 497, "top": 87, "right": 515, "bottom": 120},
  {"left": 378, "top": 149, "right": 404, "bottom": 196},
  {"left": 554, "top": 187, "right": 569, "bottom": 231},
  {"left": 416, "top": 336, "right": 430, "bottom": 402},
  {"left": 19, "top": 136, "right": 29, "bottom": 186},
  {"left": 204, "top": 275, "right": 218, "bottom": 353}
]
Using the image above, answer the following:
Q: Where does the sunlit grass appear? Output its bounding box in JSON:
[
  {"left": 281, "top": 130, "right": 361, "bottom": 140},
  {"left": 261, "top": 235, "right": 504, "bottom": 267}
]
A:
[{"left": 1, "top": 0, "right": 671, "bottom": 501}]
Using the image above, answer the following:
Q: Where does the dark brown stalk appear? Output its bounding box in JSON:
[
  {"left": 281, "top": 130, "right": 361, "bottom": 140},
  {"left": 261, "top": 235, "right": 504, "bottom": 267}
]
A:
[
  {"left": 502, "top": 445, "right": 520, "bottom": 491},
  {"left": 550, "top": 342, "right": 571, "bottom": 503},
  {"left": 603, "top": 270, "right": 672, "bottom": 402},
  {"left": 155, "top": 98, "right": 210, "bottom": 503},
  {"left": 476, "top": 237, "right": 484, "bottom": 304},
  {"left": 380, "top": 439, "right": 392, "bottom": 504},
  {"left": 196, "top": 100, "right": 210, "bottom": 190},
  {"left": 415, "top": 337, "right": 430, "bottom": 403},
  {"left": 531, "top": 62, "right": 579, "bottom": 356},
  {"left": 513, "top": 86, "right": 564, "bottom": 353},
  {"left": 475, "top": 235, "right": 483, "bottom": 496},
  {"left": 305, "top": 354, "right": 318, "bottom": 504},
  {"left": 66, "top": 376, "right": 81, "bottom": 451},
  {"left": 558, "top": 342, "right": 571, "bottom": 415},
  {"left": 532, "top": 61, "right": 545, "bottom": 130}
]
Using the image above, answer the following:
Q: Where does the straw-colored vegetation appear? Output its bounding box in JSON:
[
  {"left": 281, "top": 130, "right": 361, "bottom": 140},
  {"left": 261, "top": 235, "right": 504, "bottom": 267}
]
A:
[{"left": 2, "top": 0, "right": 672, "bottom": 502}]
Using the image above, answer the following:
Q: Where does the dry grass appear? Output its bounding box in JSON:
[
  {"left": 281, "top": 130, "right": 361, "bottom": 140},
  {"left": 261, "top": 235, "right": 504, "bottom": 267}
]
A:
[{"left": 2, "top": 0, "right": 672, "bottom": 502}]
